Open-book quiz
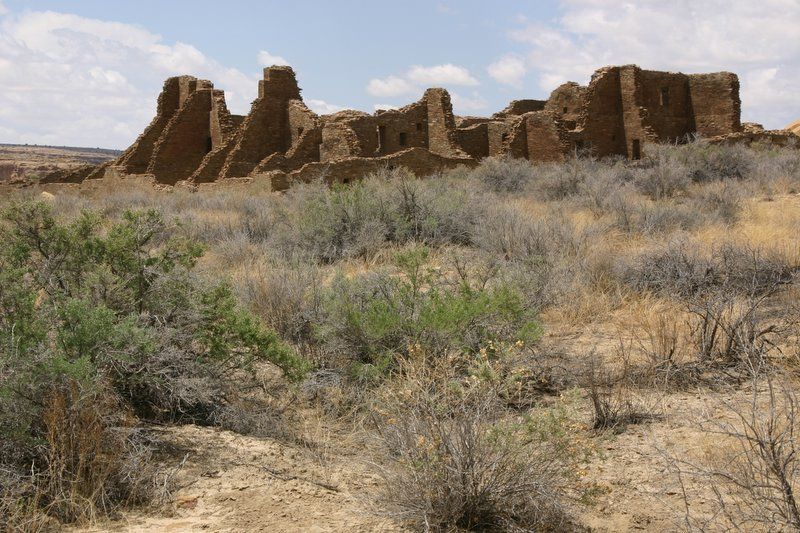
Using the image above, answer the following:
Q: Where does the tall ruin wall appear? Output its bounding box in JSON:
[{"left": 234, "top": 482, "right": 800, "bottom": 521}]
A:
[{"left": 73, "top": 63, "right": 759, "bottom": 189}]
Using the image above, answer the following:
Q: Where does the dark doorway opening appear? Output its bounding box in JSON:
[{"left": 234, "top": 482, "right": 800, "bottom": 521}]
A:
[
  {"left": 399, "top": 132, "right": 407, "bottom": 146},
  {"left": 205, "top": 136, "right": 213, "bottom": 153},
  {"left": 631, "top": 139, "right": 641, "bottom": 160}
]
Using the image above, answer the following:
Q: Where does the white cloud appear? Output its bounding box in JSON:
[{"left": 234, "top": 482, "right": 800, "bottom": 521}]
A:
[
  {"left": 0, "top": 2, "right": 7, "bottom": 16},
  {"left": 374, "top": 103, "right": 399, "bottom": 111},
  {"left": 407, "top": 64, "right": 478, "bottom": 86},
  {"left": 367, "top": 75, "right": 416, "bottom": 98},
  {"left": 451, "top": 91, "right": 488, "bottom": 113},
  {"left": 0, "top": 8, "right": 260, "bottom": 148},
  {"left": 257, "top": 49, "right": 290, "bottom": 67},
  {"left": 503, "top": 0, "right": 800, "bottom": 129},
  {"left": 368, "top": 65, "right": 479, "bottom": 96},
  {"left": 306, "top": 98, "right": 345, "bottom": 115},
  {"left": 487, "top": 55, "right": 527, "bottom": 88},
  {"left": 367, "top": 63, "right": 481, "bottom": 113}
]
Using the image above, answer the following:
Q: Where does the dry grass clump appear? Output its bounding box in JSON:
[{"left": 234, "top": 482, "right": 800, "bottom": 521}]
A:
[
  {"left": 0, "top": 382, "right": 168, "bottom": 530},
  {"left": 369, "top": 354, "right": 589, "bottom": 532}
]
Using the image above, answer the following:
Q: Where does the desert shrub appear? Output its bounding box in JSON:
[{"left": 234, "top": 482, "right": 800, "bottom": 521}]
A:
[
  {"left": 636, "top": 145, "right": 691, "bottom": 199},
  {"left": 0, "top": 201, "right": 308, "bottom": 525},
  {"left": 697, "top": 142, "right": 755, "bottom": 182},
  {"left": 584, "top": 353, "right": 660, "bottom": 432},
  {"left": 0, "top": 378, "right": 167, "bottom": 529},
  {"left": 471, "top": 203, "right": 554, "bottom": 261},
  {"left": 577, "top": 164, "right": 631, "bottom": 215},
  {"left": 532, "top": 156, "right": 598, "bottom": 200},
  {"left": 615, "top": 302, "right": 704, "bottom": 389},
  {"left": 749, "top": 146, "right": 800, "bottom": 195},
  {"left": 633, "top": 201, "right": 702, "bottom": 235},
  {"left": 665, "top": 139, "right": 759, "bottom": 184},
  {"left": 236, "top": 259, "right": 324, "bottom": 347},
  {"left": 269, "top": 179, "right": 388, "bottom": 263},
  {"left": 614, "top": 237, "right": 710, "bottom": 297},
  {"left": 271, "top": 172, "right": 480, "bottom": 263},
  {"left": 385, "top": 172, "right": 479, "bottom": 246},
  {"left": 615, "top": 239, "right": 796, "bottom": 299},
  {"left": 686, "top": 181, "right": 744, "bottom": 224},
  {"left": 316, "top": 246, "right": 542, "bottom": 382},
  {"left": 179, "top": 209, "right": 246, "bottom": 245},
  {"left": 470, "top": 156, "right": 536, "bottom": 193},
  {"left": 685, "top": 283, "right": 783, "bottom": 373},
  {"left": 665, "top": 377, "right": 800, "bottom": 530},
  {"left": 371, "top": 356, "right": 586, "bottom": 531}
]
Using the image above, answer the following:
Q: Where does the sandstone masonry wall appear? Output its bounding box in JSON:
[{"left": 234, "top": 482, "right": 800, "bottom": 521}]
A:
[{"left": 88, "top": 63, "right": 755, "bottom": 188}]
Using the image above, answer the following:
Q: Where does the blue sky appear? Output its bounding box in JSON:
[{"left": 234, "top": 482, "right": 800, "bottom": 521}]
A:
[{"left": 0, "top": 0, "right": 798, "bottom": 149}]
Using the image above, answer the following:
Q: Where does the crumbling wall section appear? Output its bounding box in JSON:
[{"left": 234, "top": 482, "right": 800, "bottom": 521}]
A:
[
  {"left": 148, "top": 85, "right": 214, "bottom": 184},
  {"left": 544, "top": 82, "right": 586, "bottom": 124},
  {"left": 504, "top": 117, "right": 529, "bottom": 159},
  {"left": 375, "top": 101, "right": 428, "bottom": 155},
  {"left": 209, "top": 89, "right": 237, "bottom": 150},
  {"left": 524, "top": 111, "right": 570, "bottom": 162},
  {"left": 288, "top": 100, "right": 319, "bottom": 147},
  {"left": 254, "top": 127, "right": 323, "bottom": 173},
  {"left": 425, "top": 88, "right": 467, "bottom": 158},
  {"left": 636, "top": 68, "right": 694, "bottom": 142},
  {"left": 487, "top": 122, "right": 511, "bottom": 157},
  {"left": 116, "top": 76, "right": 190, "bottom": 174},
  {"left": 220, "top": 66, "right": 301, "bottom": 178},
  {"left": 320, "top": 115, "right": 368, "bottom": 161},
  {"left": 276, "top": 147, "right": 475, "bottom": 190},
  {"left": 456, "top": 123, "right": 489, "bottom": 159},
  {"left": 492, "top": 99, "right": 547, "bottom": 119},
  {"left": 581, "top": 67, "right": 628, "bottom": 158},
  {"left": 688, "top": 72, "right": 741, "bottom": 137}
]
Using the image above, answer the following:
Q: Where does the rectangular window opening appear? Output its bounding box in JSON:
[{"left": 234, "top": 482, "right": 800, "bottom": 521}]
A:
[
  {"left": 399, "top": 132, "right": 407, "bottom": 146},
  {"left": 660, "top": 87, "right": 670, "bottom": 107},
  {"left": 378, "top": 125, "right": 387, "bottom": 151}
]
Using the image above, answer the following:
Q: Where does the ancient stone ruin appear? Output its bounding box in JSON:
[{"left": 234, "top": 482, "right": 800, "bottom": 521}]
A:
[{"left": 74, "top": 64, "right": 793, "bottom": 189}]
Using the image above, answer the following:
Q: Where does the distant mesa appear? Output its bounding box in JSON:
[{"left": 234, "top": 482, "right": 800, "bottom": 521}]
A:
[
  {"left": 39, "top": 64, "right": 797, "bottom": 189},
  {"left": 0, "top": 144, "right": 119, "bottom": 184}
]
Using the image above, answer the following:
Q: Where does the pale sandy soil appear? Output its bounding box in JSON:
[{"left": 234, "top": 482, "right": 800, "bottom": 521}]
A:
[
  {"left": 74, "top": 424, "right": 406, "bottom": 533},
  {"left": 67, "top": 388, "right": 748, "bottom": 533}
]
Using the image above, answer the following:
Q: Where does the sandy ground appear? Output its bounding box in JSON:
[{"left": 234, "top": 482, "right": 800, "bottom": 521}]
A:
[
  {"left": 75, "top": 424, "right": 405, "bottom": 533},
  {"left": 65, "top": 387, "right": 751, "bottom": 533}
]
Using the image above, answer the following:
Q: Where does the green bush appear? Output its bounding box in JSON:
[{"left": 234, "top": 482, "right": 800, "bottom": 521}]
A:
[
  {"left": 317, "top": 246, "right": 541, "bottom": 382},
  {"left": 0, "top": 201, "right": 309, "bottom": 525}
]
